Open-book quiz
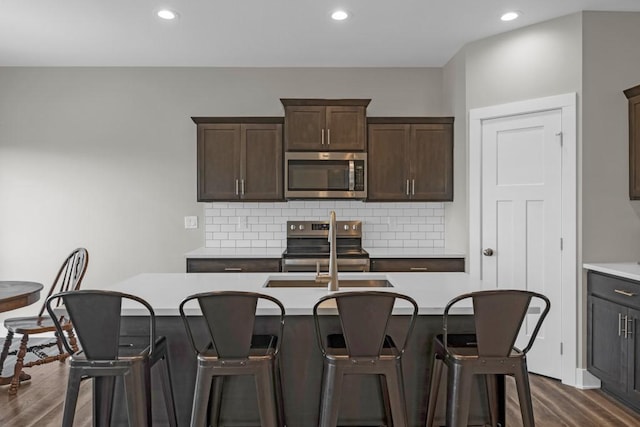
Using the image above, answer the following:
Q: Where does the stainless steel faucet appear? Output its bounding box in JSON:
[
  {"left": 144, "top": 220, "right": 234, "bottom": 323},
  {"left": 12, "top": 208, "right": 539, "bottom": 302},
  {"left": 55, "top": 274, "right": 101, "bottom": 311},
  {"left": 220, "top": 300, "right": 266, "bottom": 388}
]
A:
[{"left": 315, "top": 211, "right": 339, "bottom": 291}]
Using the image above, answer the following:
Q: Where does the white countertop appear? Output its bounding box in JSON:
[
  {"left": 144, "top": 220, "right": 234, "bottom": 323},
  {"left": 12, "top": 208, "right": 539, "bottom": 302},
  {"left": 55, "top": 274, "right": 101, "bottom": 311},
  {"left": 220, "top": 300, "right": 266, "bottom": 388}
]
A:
[
  {"left": 185, "top": 247, "right": 284, "bottom": 258},
  {"left": 584, "top": 262, "right": 640, "bottom": 282},
  {"left": 186, "top": 247, "right": 465, "bottom": 259},
  {"left": 100, "top": 272, "right": 490, "bottom": 316},
  {"left": 365, "top": 247, "right": 465, "bottom": 258}
]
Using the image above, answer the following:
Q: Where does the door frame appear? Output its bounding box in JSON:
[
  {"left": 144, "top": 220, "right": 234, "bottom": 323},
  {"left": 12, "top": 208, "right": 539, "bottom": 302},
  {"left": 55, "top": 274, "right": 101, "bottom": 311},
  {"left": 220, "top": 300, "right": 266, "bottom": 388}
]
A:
[{"left": 469, "top": 93, "right": 578, "bottom": 386}]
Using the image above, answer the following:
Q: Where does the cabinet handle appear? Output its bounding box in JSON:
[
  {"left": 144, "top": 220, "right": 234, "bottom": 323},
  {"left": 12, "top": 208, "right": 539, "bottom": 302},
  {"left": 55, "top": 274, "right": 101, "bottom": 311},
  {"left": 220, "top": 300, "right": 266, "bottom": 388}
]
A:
[
  {"left": 321, "top": 129, "right": 325, "bottom": 145},
  {"left": 412, "top": 179, "right": 415, "bottom": 196},
  {"left": 619, "top": 313, "right": 623, "bottom": 336},
  {"left": 241, "top": 179, "right": 245, "bottom": 196},
  {"left": 224, "top": 267, "right": 242, "bottom": 272},
  {"left": 235, "top": 179, "right": 239, "bottom": 196},
  {"left": 327, "top": 128, "right": 331, "bottom": 145},
  {"left": 626, "top": 316, "right": 633, "bottom": 339},
  {"left": 410, "top": 267, "right": 428, "bottom": 271},
  {"left": 614, "top": 289, "right": 637, "bottom": 297},
  {"left": 406, "top": 179, "right": 410, "bottom": 196}
]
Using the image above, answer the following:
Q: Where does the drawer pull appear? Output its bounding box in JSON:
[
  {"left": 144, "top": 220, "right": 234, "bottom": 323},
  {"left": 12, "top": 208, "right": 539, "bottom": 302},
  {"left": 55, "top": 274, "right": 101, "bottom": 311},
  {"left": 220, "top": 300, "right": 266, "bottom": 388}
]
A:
[
  {"left": 410, "top": 267, "right": 428, "bottom": 271},
  {"left": 224, "top": 267, "right": 243, "bottom": 272},
  {"left": 619, "top": 313, "right": 623, "bottom": 337},
  {"left": 614, "top": 289, "right": 637, "bottom": 297}
]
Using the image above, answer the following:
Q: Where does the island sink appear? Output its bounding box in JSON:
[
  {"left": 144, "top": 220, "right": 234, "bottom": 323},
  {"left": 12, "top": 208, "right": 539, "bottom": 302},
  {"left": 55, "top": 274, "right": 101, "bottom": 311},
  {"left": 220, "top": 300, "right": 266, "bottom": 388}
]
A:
[{"left": 264, "top": 277, "right": 394, "bottom": 288}]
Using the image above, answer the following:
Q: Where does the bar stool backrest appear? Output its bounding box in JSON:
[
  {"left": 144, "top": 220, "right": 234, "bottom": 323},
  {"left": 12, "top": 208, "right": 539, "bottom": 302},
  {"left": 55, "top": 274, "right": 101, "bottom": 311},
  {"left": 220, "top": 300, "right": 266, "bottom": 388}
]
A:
[
  {"left": 179, "top": 291, "right": 286, "bottom": 358},
  {"left": 46, "top": 290, "right": 155, "bottom": 360},
  {"left": 314, "top": 291, "right": 418, "bottom": 358},
  {"left": 443, "top": 289, "right": 551, "bottom": 357}
]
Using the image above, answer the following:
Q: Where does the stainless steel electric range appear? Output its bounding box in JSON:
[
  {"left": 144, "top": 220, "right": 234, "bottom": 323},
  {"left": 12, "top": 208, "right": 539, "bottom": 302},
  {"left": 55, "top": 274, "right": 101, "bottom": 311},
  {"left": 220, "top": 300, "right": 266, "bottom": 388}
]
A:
[{"left": 281, "top": 220, "right": 369, "bottom": 272}]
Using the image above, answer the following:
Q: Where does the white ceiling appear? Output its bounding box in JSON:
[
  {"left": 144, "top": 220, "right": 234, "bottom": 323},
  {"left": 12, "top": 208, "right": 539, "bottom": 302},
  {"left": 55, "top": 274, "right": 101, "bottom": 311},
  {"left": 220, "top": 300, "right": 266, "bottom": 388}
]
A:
[{"left": 3, "top": 0, "right": 640, "bottom": 67}]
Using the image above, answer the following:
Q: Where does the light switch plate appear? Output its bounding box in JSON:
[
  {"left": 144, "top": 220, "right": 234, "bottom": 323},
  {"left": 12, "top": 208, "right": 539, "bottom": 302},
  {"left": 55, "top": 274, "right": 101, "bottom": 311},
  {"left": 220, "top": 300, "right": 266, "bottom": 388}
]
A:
[{"left": 184, "top": 216, "right": 198, "bottom": 229}]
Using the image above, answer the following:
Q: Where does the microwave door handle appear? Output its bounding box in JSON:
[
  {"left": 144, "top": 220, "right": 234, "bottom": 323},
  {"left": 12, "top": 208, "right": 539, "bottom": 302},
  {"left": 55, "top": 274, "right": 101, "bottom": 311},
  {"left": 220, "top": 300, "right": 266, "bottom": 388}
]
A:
[{"left": 348, "top": 160, "right": 355, "bottom": 191}]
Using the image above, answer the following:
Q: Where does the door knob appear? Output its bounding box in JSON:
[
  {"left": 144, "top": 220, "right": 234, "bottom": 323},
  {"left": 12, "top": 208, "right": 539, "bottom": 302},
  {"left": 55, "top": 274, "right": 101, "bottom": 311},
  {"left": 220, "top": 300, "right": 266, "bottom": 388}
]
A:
[{"left": 483, "top": 248, "right": 494, "bottom": 256}]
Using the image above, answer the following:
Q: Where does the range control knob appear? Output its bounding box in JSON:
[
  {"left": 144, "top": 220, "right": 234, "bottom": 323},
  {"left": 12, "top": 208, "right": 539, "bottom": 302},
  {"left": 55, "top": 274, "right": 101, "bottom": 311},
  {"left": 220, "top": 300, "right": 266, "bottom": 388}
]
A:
[
  {"left": 343, "top": 224, "right": 349, "bottom": 231},
  {"left": 290, "top": 224, "right": 296, "bottom": 231},
  {"left": 298, "top": 225, "right": 305, "bottom": 231},
  {"left": 352, "top": 224, "right": 358, "bottom": 230}
]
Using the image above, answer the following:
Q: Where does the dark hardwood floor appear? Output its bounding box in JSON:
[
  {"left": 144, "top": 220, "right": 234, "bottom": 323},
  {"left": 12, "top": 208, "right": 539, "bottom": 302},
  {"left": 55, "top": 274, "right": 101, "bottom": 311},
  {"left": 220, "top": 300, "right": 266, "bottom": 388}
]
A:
[{"left": 1, "top": 362, "right": 639, "bottom": 426}]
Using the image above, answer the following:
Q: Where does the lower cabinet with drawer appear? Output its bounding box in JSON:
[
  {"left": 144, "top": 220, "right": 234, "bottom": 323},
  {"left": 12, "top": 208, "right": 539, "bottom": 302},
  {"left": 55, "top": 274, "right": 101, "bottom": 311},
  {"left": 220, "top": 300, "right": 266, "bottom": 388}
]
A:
[
  {"left": 588, "top": 271, "right": 640, "bottom": 410},
  {"left": 186, "top": 258, "right": 281, "bottom": 273},
  {"left": 369, "top": 258, "right": 464, "bottom": 272}
]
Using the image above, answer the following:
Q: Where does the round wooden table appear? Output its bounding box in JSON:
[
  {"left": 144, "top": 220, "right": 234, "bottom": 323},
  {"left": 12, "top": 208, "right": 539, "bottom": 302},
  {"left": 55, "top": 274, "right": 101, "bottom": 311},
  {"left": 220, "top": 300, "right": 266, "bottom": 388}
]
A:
[
  {"left": 0, "top": 281, "right": 44, "bottom": 386},
  {"left": 0, "top": 281, "right": 44, "bottom": 313}
]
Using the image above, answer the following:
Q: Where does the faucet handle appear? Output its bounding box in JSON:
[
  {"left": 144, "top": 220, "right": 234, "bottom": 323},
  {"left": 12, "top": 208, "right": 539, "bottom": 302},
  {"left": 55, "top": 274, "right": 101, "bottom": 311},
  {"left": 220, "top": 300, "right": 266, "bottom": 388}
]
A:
[{"left": 316, "top": 261, "right": 320, "bottom": 274}]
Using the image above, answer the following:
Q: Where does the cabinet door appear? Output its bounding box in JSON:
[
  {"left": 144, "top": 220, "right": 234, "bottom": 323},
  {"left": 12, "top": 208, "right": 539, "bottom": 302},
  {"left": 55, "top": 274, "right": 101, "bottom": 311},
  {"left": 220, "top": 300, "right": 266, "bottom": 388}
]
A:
[
  {"left": 410, "top": 124, "right": 453, "bottom": 201},
  {"left": 367, "top": 124, "right": 411, "bottom": 201},
  {"left": 284, "top": 106, "right": 325, "bottom": 151},
  {"left": 628, "top": 308, "right": 640, "bottom": 403},
  {"left": 588, "top": 295, "right": 627, "bottom": 393},
  {"left": 325, "top": 106, "right": 366, "bottom": 151},
  {"left": 241, "top": 124, "right": 283, "bottom": 201},
  {"left": 197, "top": 124, "right": 241, "bottom": 201}
]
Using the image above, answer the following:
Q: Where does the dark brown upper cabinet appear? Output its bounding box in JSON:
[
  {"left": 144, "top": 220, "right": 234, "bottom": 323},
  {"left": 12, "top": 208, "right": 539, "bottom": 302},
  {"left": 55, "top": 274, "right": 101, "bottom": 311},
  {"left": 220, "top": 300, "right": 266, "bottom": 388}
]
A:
[
  {"left": 367, "top": 117, "right": 454, "bottom": 202},
  {"left": 193, "top": 117, "right": 283, "bottom": 202},
  {"left": 625, "top": 84, "right": 640, "bottom": 199},
  {"left": 281, "top": 99, "right": 370, "bottom": 151}
]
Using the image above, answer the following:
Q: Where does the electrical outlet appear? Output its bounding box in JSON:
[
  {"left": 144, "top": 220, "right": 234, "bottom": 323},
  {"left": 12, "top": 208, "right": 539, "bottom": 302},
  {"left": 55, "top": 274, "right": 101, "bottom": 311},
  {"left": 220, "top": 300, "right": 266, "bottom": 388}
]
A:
[{"left": 184, "top": 216, "right": 198, "bottom": 229}]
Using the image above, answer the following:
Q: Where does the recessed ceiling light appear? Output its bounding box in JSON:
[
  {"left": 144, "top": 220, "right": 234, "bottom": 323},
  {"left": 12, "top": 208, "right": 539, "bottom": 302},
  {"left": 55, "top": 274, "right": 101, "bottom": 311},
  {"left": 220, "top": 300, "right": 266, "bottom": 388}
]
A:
[
  {"left": 157, "top": 9, "right": 178, "bottom": 20},
  {"left": 500, "top": 11, "right": 520, "bottom": 22},
  {"left": 331, "top": 10, "right": 349, "bottom": 21}
]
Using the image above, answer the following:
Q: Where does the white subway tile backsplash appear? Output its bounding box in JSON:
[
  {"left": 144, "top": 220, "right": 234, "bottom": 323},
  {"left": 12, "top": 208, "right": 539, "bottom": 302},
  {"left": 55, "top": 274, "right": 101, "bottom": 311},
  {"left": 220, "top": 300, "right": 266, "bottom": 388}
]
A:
[{"left": 203, "top": 200, "right": 445, "bottom": 250}]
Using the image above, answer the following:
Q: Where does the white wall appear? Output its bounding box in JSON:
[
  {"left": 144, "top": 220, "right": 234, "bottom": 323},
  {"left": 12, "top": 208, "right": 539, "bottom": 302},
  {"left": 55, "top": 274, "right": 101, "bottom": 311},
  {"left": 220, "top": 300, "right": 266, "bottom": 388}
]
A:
[
  {"left": 582, "top": 11, "right": 640, "bottom": 263},
  {"left": 0, "top": 67, "right": 446, "bottom": 325}
]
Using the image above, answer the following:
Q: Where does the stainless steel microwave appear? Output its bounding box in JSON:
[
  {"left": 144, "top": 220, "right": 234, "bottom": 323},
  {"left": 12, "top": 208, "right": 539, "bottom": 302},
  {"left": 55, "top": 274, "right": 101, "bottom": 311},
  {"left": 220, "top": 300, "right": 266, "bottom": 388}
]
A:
[{"left": 285, "top": 152, "right": 367, "bottom": 199}]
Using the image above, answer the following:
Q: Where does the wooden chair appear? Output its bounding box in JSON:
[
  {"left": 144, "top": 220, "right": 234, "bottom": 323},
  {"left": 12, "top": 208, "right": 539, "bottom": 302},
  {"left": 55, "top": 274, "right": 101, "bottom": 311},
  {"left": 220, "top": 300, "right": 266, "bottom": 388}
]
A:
[{"left": 0, "top": 248, "right": 88, "bottom": 395}]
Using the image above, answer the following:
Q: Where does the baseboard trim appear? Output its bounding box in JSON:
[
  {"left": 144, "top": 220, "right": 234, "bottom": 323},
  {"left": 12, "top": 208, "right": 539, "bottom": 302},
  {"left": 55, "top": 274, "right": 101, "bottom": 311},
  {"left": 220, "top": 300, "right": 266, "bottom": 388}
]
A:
[{"left": 574, "top": 368, "right": 601, "bottom": 389}]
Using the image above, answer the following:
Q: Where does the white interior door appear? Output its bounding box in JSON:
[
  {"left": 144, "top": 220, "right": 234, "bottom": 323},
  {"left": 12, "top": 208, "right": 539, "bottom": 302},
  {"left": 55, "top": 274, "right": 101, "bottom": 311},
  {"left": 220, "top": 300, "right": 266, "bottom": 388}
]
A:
[{"left": 481, "top": 109, "right": 563, "bottom": 379}]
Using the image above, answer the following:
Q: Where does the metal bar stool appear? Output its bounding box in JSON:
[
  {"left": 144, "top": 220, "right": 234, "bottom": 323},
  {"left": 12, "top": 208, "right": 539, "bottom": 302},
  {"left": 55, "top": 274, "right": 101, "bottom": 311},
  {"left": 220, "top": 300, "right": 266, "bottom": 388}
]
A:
[
  {"left": 425, "top": 289, "right": 551, "bottom": 427},
  {"left": 179, "top": 291, "right": 286, "bottom": 427},
  {"left": 46, "top": 290, "right": 177, "bottom": 427},
  {"left": 313, "top": 291, "right": 418, "bottom": 427}
]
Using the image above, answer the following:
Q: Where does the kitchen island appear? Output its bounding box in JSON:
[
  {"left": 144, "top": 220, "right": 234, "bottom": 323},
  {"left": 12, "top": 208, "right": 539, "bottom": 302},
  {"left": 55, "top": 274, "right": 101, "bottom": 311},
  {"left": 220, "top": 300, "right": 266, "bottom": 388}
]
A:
[{"left": 102, "top": 272, "right": 497, "bottom": 427}]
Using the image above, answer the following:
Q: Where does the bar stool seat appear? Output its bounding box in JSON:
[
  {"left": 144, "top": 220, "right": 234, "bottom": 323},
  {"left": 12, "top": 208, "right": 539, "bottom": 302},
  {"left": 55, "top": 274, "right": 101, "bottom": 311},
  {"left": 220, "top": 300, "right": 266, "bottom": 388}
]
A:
[
  {"left": 46, "top": 290, "right": 177, "bottom": 427},
  {"left": 425, "top": 290, "right": 551, "bottom": 427},
  {"left": 179, "top": 291, "right": 286, "bottom": 427},
  {"left": 313, "top": 291, "right": 418, "bottom": 427}
]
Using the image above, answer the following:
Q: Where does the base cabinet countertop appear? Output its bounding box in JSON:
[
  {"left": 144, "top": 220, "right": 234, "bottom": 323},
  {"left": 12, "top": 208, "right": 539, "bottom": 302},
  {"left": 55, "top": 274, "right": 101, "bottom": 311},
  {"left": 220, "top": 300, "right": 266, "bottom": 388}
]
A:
[{"left": 101, "top": 271, "right": 495, "bottom": 427}]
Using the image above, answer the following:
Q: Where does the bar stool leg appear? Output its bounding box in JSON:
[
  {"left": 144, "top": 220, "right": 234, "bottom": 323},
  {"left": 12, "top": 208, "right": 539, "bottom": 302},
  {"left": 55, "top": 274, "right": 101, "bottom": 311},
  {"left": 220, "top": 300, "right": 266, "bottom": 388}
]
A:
[
  {"left": 319, "top": 361, "right": 344, "bottom": 427},
  {"left": 513, "top": 362, "right": 535, "bottom": 427},
  {"left": 274, "top": 358, "right": 286, "bottom": 427},
  {"left": 446, "top": 363, "right": 473, "bottom": 427},
  {"left": 191, "top": 363, "right": 215, "bottom": 427},
  {"left": 379, "top": 373, "right": 393, "bottom": 425},
  {"left": 62, "top": 368, "right": 84, "bottom": 427},
  {"left": 0, "top": 331, "right": 13, "bottom": 376},
  {"left": 94, "top": 376, "right": 116, "bottom": 427},
  {"left": 254, "top": 363, "right": 279, "bottom": 427},
  {"left": 124, "top": 361, "right": 151, "bottom": 427},
  {"left": 158, "top": 355, "right": 178, "bottom": 427},
  {"left": 209, "top": 376, "right": 224, "bottom": 427},
  {"left": 426, "top": 355, "right": 444, "bottom": 427},
  {"left": 384, "top": 363, "right": 408, "bottom": 427},
  {"left": 485, "top": 374, "right": 499, "bottom": 426}
]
